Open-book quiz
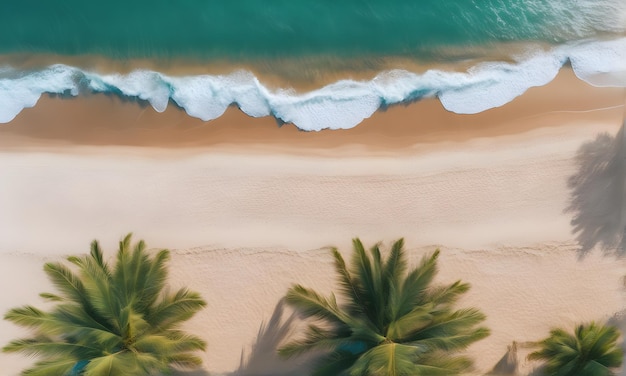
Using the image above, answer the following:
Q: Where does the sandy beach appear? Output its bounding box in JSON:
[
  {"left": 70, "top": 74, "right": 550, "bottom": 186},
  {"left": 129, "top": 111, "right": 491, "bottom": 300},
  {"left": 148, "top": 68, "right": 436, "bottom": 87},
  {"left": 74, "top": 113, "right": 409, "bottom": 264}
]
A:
[{"left": 0, "top": 66, "right": 625, "bottom": 375}]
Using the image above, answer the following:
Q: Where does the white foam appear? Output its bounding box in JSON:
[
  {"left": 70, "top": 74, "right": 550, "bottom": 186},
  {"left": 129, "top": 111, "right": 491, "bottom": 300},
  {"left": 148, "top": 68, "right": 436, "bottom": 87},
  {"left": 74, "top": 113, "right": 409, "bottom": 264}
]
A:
[
  {"left": 0, "top": 65, "right": 79, "bottom": 123},
  {"left": 439, "top": 50, "right": 565, "bottom": 114},
  {"left": 564, "top": 38, "right": 626, "bottom": 87},
  {"left": 167, "top": 71, "right": 271, "bottom": 121},
  {"left": 267, "top": 80, "right": 382, "bottom": 131},
  {"left": 87, "top": 70, "right": 171, "bottom": 112},
  {"left": 0, "top": 37, "right": 624, "bottom": 130}
]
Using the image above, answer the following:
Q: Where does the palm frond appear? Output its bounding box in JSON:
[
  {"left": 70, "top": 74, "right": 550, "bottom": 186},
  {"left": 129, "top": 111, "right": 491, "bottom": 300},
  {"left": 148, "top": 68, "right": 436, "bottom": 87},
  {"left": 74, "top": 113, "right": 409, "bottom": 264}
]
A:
[
  {"left": 386, "top": 305, "right": 433, "bottom": 342},
  {"left": 43, "top": 262, "right": 87, "bottom": 306},
  {"left": 409, "top": 308, "right": 488, "bottom": 346},
  {"left": 90, "top": 240, "right": 109, "bottom": 275},
  {"left": 426, "top": 280, "right": 470, "bottom": 306},
  {"left": 52, "top": 304, "right": 121, "bottom": 346},
  {"left": 395, "top": 250, "right": 439, "bottom": 319},
  {"left": 413, "top": 352, "right": 474, "bottom": 376},
  {"left": 368, "top": 243, "right": 386, "bottom": 330},
  {"left": 118, "top": 305, "right": 151, "bottom": 346},
  {"left": 311, "top": 351, "right": 360, "bottom": 376},
  {"left": 408, "top": 328, "right": 491, "bottom": 353},
  {"left": 350, "top": 238, "right": 382, "bottom": 329},
  {"left": 383, "top": 239, "right": 407, "bottom": 322},
  {"left": 350, "top": 343, "right": 474, "bottom": 376},
  {"left": 282, "top": 239, "right": 488, "bottom": 376},
  {"left": 67, "top": 255, "right": 120, "bottom": 328},
  {"left": 126, "top": 239, "right": 148, "bottom": 302},
  {"left": 332, "top": 248, "right": 365, "bottom": 316},
  {"left": 146, "top": 288, "right": 206, "bottom": 330},
  {"left": 136, "top": 249, "right": 170, "bottom": 313},
  {"left": 3, "top": 234, "right": 207, "bottom": 376},
  {"left": 2, "top": 337, "right": 101, "bottom": 359},
  {"left": 383, "top": 239, "right": 407, "bottom": 287},
  {"left": 20, "top": 358, "right": 78, "bottom": 376},
  {"left": 135, "top": 331, "right": 206, "bottom": 354},
  {"left": 83, "top": 352, "right": 142, "bottom": 376},
  {"left": 39, "top": 293, "right": 64, "bottom": 302},
  {"left": 112, "top": 233, "right": 134, "bottom": 307},
  {"left": 166, "top": 353, "right": 204, "bottom": 369},
  {"left": 578, "top": 360, "right": 614, "bottom": 376},
  {"left": 279, "top": 324, "right": 353, "bottom": 358},
  {"left": 586, "top": 324, "right": 621, "bottom": 366},
  {"left": 528, "top": 322, "right": 623, "bottom": 375},
  {"left": 285, "top": 284, "right": 347, "bottom": 326},
  {"left": 4, "top": 305, "right": 53, "bottom": 330}
]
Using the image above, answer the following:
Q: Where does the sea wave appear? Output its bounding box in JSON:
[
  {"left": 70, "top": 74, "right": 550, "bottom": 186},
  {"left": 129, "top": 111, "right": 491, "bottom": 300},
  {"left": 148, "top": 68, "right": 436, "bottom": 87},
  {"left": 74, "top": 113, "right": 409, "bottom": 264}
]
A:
[{"left": 0, "top": 38, "right": 624, "bottom": 131}]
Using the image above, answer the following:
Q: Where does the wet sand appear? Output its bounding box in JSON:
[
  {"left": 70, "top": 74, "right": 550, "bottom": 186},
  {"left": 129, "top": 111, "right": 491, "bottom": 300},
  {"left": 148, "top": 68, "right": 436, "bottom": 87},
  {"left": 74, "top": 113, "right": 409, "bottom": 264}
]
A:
[{"left": 0, "top": 67, "right": 623, "bottom": 154}]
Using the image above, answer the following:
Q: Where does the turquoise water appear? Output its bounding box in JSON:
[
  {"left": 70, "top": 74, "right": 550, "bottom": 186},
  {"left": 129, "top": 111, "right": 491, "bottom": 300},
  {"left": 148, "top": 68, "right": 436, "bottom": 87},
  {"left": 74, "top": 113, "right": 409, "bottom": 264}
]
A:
[
  {"left": 0, "top": 0, "right": 623, "bottom": 60},
  {"left": 0, "top": 1, "right": 624, "bottom": 129}
]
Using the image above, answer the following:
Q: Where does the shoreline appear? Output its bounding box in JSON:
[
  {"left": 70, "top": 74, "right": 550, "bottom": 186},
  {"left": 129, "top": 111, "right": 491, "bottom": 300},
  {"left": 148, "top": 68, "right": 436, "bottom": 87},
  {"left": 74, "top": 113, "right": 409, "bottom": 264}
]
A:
[
  {"left": 0, "top": 40, "right": 542, "bottom": 90},
  {"left": 0, "top": 67, "right": 623, "bottom": 155}
]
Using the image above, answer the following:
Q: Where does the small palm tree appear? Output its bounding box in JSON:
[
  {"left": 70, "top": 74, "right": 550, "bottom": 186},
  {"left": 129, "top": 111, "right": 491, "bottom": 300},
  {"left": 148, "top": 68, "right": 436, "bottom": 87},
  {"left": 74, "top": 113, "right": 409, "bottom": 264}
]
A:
[
  {"left": 3, "top": 234, "right": 207, "bottom": 376},
  {"left": 279, "top": 238, "right": 490, "bottom": 376},
  {"left": 528, "top": 322, "right": 623, "bottom": 376}
]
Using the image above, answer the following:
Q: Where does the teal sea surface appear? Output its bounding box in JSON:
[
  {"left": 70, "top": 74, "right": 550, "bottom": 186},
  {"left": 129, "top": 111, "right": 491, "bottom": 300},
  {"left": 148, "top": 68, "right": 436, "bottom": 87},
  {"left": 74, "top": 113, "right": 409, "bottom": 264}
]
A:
[
  {"left": 0, "top": 0, "right": 623, "bottom": 59},
  {"left": 0, "top": 1, "right": 624, "bottom": 130}
]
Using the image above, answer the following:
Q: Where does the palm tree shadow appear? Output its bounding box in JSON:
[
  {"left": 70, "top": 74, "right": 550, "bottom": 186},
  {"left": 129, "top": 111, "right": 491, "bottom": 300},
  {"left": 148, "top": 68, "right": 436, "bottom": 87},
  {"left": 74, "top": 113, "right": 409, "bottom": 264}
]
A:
[
  {"left": 170, "top": 370, "right": 211, "bottom": 376},
  {"left": 607, "top": 309, "right": 626, "bottom": 376},
  {"left": 565, "top": 123, "right": 626, "bottom": 257},
  {"left": 527, "top": 366, "right": 547, "bottom": 376},
  {"left": 232, "top": 298, "right": 320, "bottom": 376},
  {"left": 487, "top": 342, "right": 518, "bottom": 375}
]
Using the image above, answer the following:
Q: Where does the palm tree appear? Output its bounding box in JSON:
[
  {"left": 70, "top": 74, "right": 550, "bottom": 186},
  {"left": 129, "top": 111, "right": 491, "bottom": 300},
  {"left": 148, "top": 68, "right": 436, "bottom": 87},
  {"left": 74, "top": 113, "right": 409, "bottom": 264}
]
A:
[
  {"left": 3, "top": 234, "right": 207, "bottom": 376},
  {"left": 279, "top": 238, "right": 490, "bottom": 376},
  {"left": 528, "top": 322, "right": 623, "bottom": 376}
]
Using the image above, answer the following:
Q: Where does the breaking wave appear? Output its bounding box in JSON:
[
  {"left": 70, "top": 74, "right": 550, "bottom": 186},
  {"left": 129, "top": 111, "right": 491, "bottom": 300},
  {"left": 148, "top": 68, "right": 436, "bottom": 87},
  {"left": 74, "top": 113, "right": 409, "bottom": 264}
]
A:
[{"left": 0, "top": 37, "right": 624, "bottom": 131}]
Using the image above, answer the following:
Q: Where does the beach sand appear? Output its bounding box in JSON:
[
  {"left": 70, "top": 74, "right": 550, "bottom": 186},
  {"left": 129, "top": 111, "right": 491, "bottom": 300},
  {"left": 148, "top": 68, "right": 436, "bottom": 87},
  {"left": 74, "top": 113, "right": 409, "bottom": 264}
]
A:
[{"left": 0, "top": 67, "right": 624, "bottom": 375}]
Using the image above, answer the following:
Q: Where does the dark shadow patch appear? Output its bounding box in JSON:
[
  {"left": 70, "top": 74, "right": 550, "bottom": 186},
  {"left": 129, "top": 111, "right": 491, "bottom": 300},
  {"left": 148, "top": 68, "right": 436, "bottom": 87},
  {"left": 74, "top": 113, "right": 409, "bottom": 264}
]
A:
[
  {"left": 527, "top": 365, "right": 547, "bottom": 376},
  {"left": 607, "top": 309, "right": 626, "bottom": 376},
  {"left": 487, "top": 341, "right": 518, "bottom": 375},
  {"left": 232, "top": 298, "right": 320, "bottom": 376},
  {"left": 170, "top": 369, "right": 212, "bottom": 376},
  {"left": 565, "top": 123, "right": 626, "bottom": 257}
]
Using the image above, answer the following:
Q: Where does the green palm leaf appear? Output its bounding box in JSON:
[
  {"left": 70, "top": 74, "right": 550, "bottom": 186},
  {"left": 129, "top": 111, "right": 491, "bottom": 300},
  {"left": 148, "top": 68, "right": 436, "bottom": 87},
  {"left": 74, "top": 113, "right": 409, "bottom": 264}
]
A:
[
  {"left": 310, "top": 351, "right": 360, "bottom": 376},
  {"left": 3, "top": 337, "right": 100, "bottom": 359},
  {"left": 147, "top": 288, "right": 207, "bottom": 330},
  {"left": 350, "top": 239, "right": 379, "bottom": 328},
  {"left": 394, "top": 250, "right": 439, "bottom": 319},
  {"left": 285, "top": 284, "right": 347, "bottom": 326},
  {"left": 166, "top": 353, "right": 204, "bottom": 369},
  {"left": 280, "top": 239, "right": 489, "bottom": 376},
  {"left": 134, "top": 249, "right": 170, "bottom": 314},
  {"left": 4, "top": 306, "right": 54, "bottom": 331},
  {"left": 21, "top": 358, "right": 78, "bottom": 376},
  {"left": 2, "top": 233, "right": 207, "bottom": 376},
  {"left": 43, "top": 262, "right": 89, "bottom": 307},
  {"left": 528, "top": 322, "right": 623, "bottom": 376},
  {"left": 386, "top": 305, "right": 433, "bottom": 342},
  {"left": 332, "top": 248, "right": 365, "bottom": 317},
  {"left": 84, "top": 352, "right": 143, "bottom": 376},
  {"left": 349, "top": 343, "right": 471, "bottom": 376},
  {"left": 68, "top": 254, "right": 119, "bottom": 327}
]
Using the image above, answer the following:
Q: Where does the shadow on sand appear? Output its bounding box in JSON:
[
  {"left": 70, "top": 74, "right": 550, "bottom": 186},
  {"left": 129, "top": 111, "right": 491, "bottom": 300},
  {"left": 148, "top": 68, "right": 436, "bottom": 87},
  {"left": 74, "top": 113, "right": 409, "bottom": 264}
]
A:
[
  {"left": 608, "top": 309, "right": 626, "bottom": 376},
  {"left": 171, "top": 370, "right": 212, "bottom": 376},
  {"left": 231, "top": 298, "right": 320, "bottom": 376},
  {"left": 566, "top": 123, "right": 626, "bottom": 257},
  {"left": 487, "top": 342, "right": 519, "bottom": 375}
]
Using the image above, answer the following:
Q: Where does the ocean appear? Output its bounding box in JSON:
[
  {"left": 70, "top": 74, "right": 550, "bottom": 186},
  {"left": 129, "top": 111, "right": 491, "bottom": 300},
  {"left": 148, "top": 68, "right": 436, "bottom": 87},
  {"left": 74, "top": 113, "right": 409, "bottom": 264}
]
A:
[{"left": 0, "top": 0, "right": 624, "bottom": 130}]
